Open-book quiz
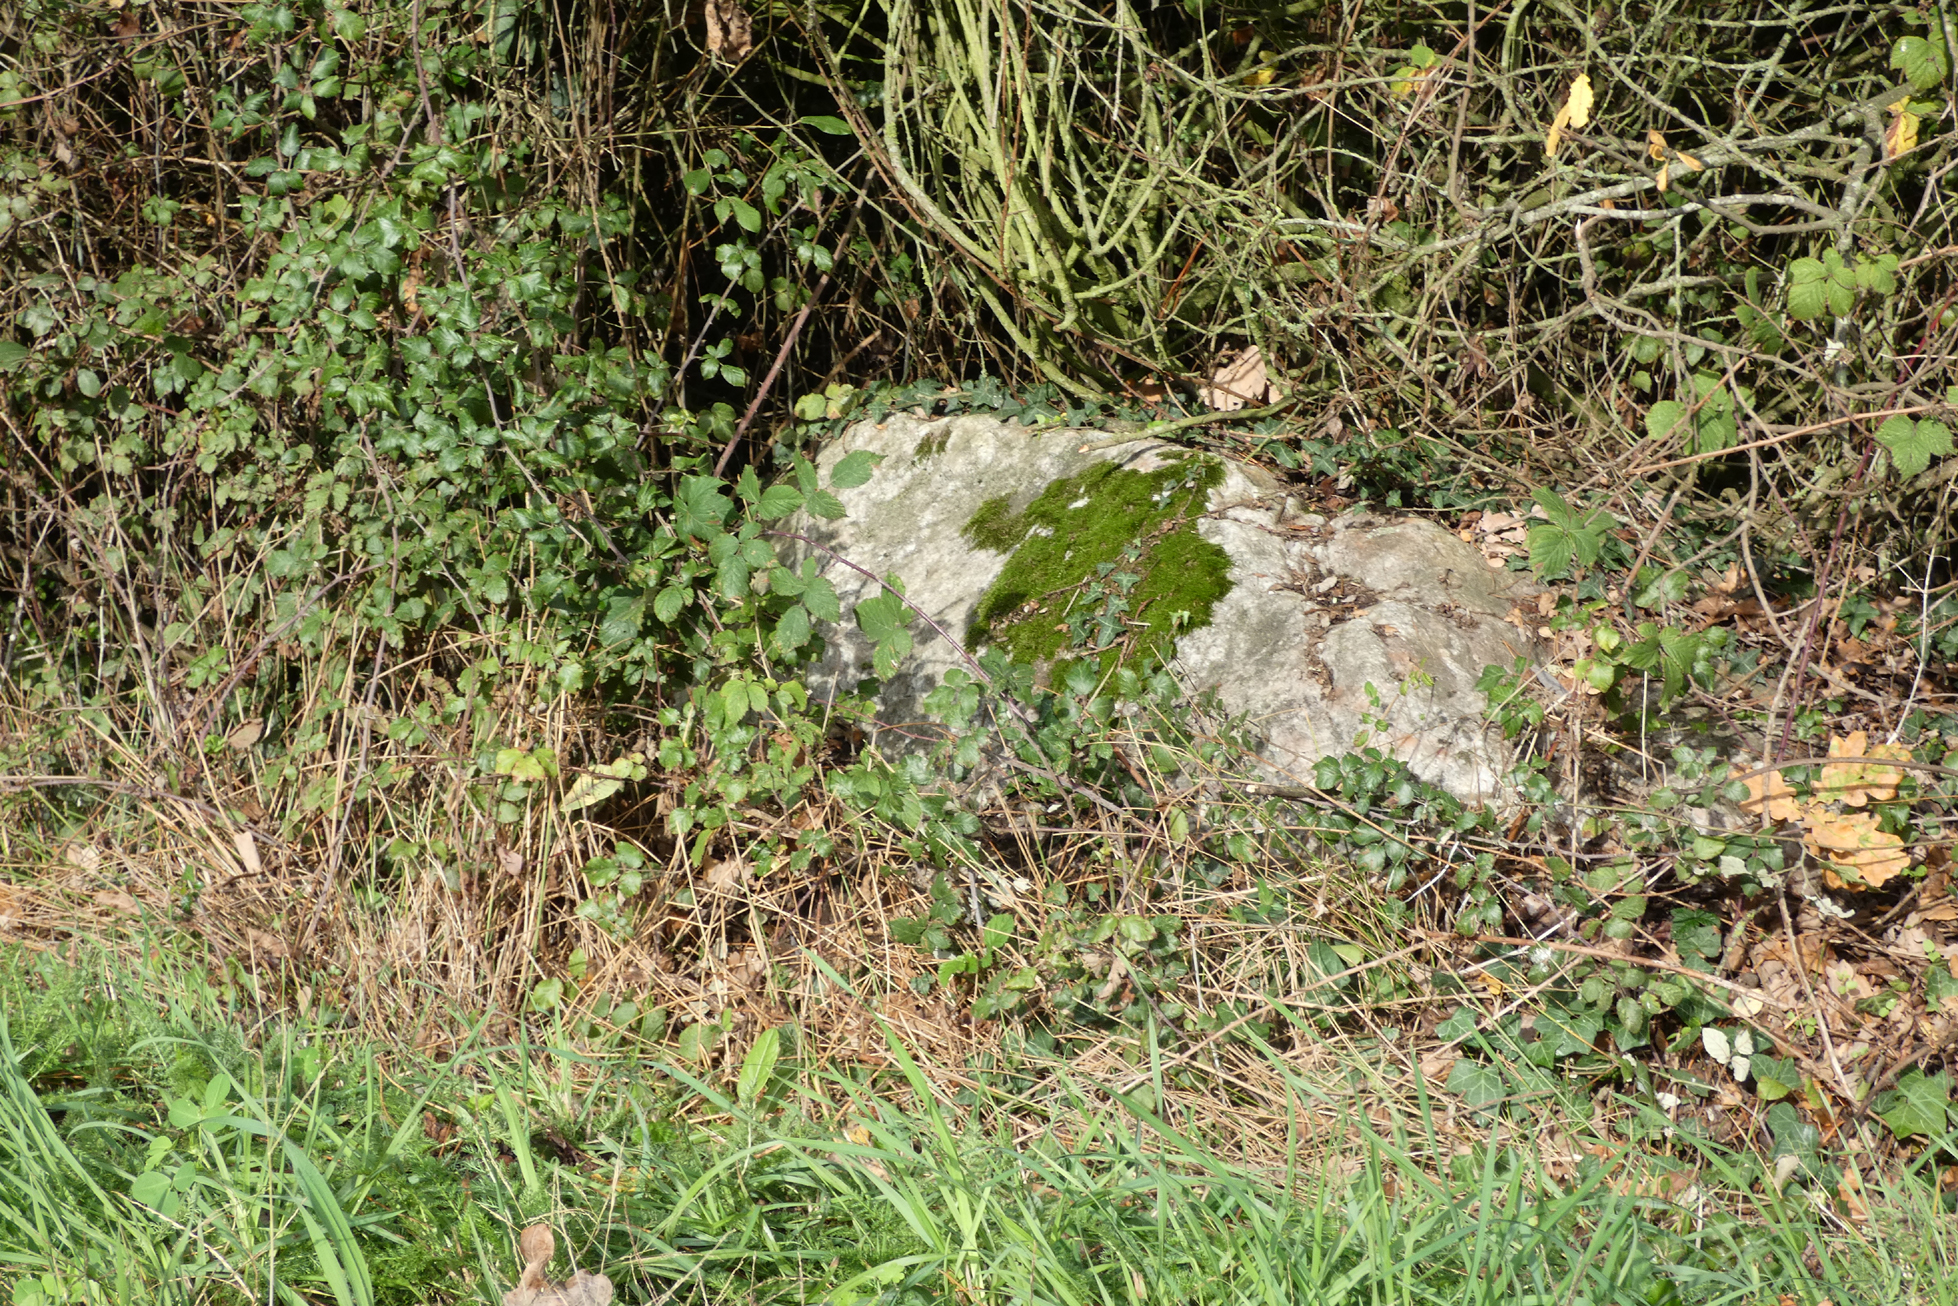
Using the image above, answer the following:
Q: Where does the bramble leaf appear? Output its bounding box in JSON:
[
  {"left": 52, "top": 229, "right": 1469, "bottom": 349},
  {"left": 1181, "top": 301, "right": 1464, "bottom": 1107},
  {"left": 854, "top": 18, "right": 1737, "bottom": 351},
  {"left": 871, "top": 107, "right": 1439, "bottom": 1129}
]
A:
[
  {"left": 830, "top": 450, "right": 882, "bottom": 489},
  {"left": 1891, "top": 35, "right": 1950, "bottom": 91},
  {"left": 1876, "top": 415, "right": 1953, "bottom": 479}
]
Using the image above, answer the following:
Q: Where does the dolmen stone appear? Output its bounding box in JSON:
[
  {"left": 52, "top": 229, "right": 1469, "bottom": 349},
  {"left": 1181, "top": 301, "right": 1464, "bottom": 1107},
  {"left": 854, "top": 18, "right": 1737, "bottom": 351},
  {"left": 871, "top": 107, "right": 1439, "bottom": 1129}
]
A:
[{"left": 786, "top": 413, "right": 1541, "bottom": 804}]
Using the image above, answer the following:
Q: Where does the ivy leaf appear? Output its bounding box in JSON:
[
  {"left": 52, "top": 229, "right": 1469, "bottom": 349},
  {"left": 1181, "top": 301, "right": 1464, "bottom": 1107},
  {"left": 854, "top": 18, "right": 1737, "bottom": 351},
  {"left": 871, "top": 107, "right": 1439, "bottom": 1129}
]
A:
[
  {"left": 1435, "top": 1005, "right": 1480, "bottom": 1042},
  {"left": 1765, "top": 1101, "right": 1818, "bottom": 1163},
  {"left": 1876, "top": 415, "right": 1954, "bottom": 479},
  {"left": 1672, "top": 907, "right": 1723, "bottom": 962},
  {"left": 1446, "top": 1058, "right": 1507, "bottom": 1114},
  {"left": 1925, "top": 962, "right": 1958, "bottom": 1014},
  {"left": 1874, "top": 1069, "right": 1951, "bottom": 1140},
  {"left": 830, "top": 449, "right": 883, "bottom": 489}
]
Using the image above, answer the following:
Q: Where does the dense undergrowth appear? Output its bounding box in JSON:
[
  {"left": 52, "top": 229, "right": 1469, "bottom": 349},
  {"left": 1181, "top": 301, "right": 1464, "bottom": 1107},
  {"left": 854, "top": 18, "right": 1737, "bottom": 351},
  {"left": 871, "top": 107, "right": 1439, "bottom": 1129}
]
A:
[{"left": 4, "top": 0, "right": 1958, "bottom": 1299}]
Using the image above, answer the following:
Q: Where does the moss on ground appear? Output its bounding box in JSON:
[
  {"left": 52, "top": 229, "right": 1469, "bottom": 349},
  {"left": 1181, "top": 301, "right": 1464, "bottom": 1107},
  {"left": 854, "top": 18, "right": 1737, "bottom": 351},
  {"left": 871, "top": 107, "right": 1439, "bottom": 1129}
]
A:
[{"left": 961, "top": 453, "right": 1232, "bottom": 669}]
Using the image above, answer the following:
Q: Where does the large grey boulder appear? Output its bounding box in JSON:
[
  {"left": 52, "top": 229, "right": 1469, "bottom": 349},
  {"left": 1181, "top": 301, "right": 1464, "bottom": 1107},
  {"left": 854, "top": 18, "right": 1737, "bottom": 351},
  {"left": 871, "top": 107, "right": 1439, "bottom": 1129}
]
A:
[{"left": 787, "top": 413, "right": 1541, "bottom": 803}]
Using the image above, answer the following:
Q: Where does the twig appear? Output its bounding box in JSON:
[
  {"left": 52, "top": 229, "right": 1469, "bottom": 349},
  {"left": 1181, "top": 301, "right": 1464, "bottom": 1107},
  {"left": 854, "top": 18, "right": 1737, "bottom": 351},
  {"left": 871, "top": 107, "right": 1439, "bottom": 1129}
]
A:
[{"left": 716, "top": 184, "right": 870, "bottom": 477}]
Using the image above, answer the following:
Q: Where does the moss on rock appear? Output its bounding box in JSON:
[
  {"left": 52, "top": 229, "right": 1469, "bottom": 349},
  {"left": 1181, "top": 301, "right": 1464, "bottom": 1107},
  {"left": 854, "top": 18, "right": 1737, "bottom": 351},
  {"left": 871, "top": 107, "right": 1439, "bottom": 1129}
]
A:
[{"left": 961, "top": 453, "right": 1232, "bottom": 669}]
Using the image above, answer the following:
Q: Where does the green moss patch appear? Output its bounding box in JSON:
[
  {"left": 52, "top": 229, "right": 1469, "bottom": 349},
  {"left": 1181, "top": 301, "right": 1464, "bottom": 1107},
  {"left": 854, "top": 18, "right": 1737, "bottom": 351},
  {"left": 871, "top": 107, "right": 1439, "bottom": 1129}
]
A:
[{"left": 961, "top": 454, "right": 1232, "bottom": 669}]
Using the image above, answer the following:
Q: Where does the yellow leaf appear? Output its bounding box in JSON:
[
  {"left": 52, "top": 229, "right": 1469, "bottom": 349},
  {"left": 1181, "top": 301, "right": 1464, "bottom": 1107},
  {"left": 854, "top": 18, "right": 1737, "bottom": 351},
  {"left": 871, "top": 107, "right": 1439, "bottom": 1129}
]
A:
[
  {"left": 1245, "top": 67, "right": 1276, "bottom": 87},
  {"left": 1676, "top": 151, "right": 1704, "bottom": 172},
  {"left": 1886, "top": 102, "right": 1920, "bottom": 160},
  {"left": 1656, "top": 162, "right": 1670, "bottom": 193},
  {"left": 1545, "top": 73, "right": 1592, "bottom": 158},
  {"left": 1805, "top": 811, "right": 1910, "bottom": 891},
  {"left": 1567, "top": 73, "right": 1594, "bottom": 127},
  {"left": 1646, "top": 129, "right": 1668, "bottom": 160}
]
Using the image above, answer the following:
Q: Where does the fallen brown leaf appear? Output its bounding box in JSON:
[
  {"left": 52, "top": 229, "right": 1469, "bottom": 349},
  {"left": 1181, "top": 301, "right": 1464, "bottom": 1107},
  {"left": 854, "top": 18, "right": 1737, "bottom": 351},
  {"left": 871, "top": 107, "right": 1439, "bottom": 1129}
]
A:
[
  {"left": 504, "top": 1224, "right": 613, "bottom": 1306},
  {"left": 1198, "top": 344, "right": 1285, "bottom": 411},
  {"left": 703, "top": 0, "right": 752, "bottom": 63},
  {"left": 1738, "top": 766, "right": 1802, "bottom": 824},
  {"left": 1816, "top": 730, "right": 1908, "bottom": 807},
  {"left": 1806, "top": 811, "right": 1909, "bottom": 890}
]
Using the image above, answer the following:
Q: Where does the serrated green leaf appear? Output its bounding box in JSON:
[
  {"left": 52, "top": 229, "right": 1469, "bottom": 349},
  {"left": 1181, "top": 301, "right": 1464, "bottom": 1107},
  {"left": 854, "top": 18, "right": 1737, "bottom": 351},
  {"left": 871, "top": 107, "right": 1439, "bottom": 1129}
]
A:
[
  {"left": 1526, "top": 524, "right": 1575, "bottom": 579},
  {"left": 830, "top": 449, "right": 883, "bottom": 489},
  {"left": 774, "top": 603, "right": 812, "bottom": 652},
  {"left": 601, "top": 594, "right": 646, "bottom": 646},
  {"left": 1853, "top": 254, "right": 1899, "bottom": 296},
  {"left": 654, "top": 585, "right": 689, "bottom": 622},
  {"left": 1786, "top": 257, "right": 1827, "bottom": 320},
  {"left": 1646, "top": 400, "right": 1689, "bottom": 442},
  {"left": 854, "top": 590, "right": 908, "bottom": 641},
  {"left": 806, "top": 488, "right": 846, "bottom": 520},
  {"left": 872, "top": 629, "right": 912, "bottom": 679},
  {"left": 802, "top": 576, "right": 841, "bottom": 622},
  {"left": 1892, "top": 35, "right": 1950, "bottom": 91},
  {"left": 1877, "top": 416, "right": 1954, "bottom": 479}
]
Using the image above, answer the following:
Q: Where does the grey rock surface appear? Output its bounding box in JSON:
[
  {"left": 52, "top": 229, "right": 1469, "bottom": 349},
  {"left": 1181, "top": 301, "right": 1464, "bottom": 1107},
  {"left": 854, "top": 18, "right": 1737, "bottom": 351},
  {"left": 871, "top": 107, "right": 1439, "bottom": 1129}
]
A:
[{"left": 788, "top": 412, "right": 1542, "bottom": 803}]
